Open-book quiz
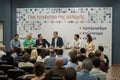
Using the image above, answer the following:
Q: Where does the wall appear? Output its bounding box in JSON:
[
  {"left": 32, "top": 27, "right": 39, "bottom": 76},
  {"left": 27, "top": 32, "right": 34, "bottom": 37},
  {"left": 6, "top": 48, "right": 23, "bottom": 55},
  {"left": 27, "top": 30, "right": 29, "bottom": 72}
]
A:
[
  {"left": 0, "top": 0, "right": 12, "bottom": 50},
  {"left": 0, "top": 0, "right": 120, "bottom": 64}
]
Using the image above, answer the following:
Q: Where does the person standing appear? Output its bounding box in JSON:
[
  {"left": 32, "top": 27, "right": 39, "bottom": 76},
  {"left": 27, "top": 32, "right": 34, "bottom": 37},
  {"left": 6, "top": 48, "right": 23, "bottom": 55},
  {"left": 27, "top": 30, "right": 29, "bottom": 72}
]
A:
[
  {"left": 10, "top": 34, "right": 21, "bottom": 50},
  {"left": 51, "top": 31, "right": 64, "bottom": 48}
]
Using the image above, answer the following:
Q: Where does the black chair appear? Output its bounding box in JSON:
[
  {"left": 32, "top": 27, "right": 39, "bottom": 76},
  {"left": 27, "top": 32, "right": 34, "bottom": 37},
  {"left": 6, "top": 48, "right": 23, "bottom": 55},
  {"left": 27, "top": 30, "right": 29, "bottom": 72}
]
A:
[
  {"left": 8, "top": 69, "right": 25, "bottom": 80},
  {"left": 30, "top": 59, "right": 36, "bottom": 64},
  {"left": 0, "top": 65, "right": 14, "bottom": 74},
  {"left": 20, "top": 66, "right": 34, "bottom": 74},
  {"left": 44, "top": 76, "right": 63, "bottom": 80},
  {"left": 97, "top": 77, "right": 100, "bottom": 80},
  {"left": 0, "top": 61, "right": 8, "bottom": 65},
  {"left": 0, "top": 70, "right": 4, "bottom": 75},
  {"left": 0, "top": 75, "right": 8, "bottom": 80},
  {"left": 45, "top": 66, "right": 56, "bottom": 70},
  {"left": 52, "top": 77, "right": 63, "bottom": 80}
]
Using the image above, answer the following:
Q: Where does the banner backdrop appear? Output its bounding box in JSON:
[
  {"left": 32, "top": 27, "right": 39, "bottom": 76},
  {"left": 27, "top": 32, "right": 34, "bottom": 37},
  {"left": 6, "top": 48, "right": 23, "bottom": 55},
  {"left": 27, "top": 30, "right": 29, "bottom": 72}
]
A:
[{"left": 16, "top": 7, "right": 112, "bottom": 65}]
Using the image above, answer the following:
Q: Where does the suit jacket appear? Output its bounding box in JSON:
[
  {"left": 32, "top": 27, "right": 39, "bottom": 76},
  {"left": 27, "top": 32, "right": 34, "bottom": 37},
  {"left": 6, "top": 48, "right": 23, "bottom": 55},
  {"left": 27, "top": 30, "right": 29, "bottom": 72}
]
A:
[
  {"left": 35, "top": 39, "right": 50, "bottom": 48},
  {"left": 51, "top": 37, "right": 64, "bottom": 48}
]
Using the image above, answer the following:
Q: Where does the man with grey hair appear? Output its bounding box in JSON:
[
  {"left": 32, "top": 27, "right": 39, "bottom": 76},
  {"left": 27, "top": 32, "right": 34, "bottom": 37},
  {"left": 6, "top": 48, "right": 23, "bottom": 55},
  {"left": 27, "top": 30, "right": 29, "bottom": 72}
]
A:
[{"left": 77, "top": 59, "right": 98, "bottom": 80}]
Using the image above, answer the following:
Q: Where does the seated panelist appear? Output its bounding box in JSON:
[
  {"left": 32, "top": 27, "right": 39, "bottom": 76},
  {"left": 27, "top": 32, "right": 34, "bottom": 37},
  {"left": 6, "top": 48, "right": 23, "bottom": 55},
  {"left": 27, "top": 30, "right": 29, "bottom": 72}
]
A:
[
  {"left": 23, "top": 34, "right": 35, "bottom": 48},
  {"left": 51, "top": 31, "right": 64, "bottom": 48},
  {"left": 35, "top": 34, "right": 50, "bottom": 48},
  {"left": 71, "top": 34, "right": 82, "bottom": 49}
]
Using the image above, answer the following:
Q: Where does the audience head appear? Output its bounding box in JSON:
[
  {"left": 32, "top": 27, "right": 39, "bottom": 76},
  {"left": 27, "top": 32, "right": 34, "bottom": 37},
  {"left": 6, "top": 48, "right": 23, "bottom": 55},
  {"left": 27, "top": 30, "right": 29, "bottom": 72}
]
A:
[
  {"left": 92, "top": 57, "right": 101, "bottom": 68},
  {"left": 74, "top": 34, "right": 79, "bottom": 41},
  {"left": 38, "top": 34, "right": 42, "bottom": 40},
  {"left": 0, "top": 45, "right": 6, "bottom": 51},
  {"left": 98, "top": 46, "right": 104, "bottom": 52},
  {"left": 95, "top": 50, "right": 101, "bottom": 58},
  {"left": 22, "top": 53, "right": 30, "bottom": 62},
  {"left": 14, "top": 48, "right": 21, "bottom": 55},
  {"left": 55, "top": 58, "right": 64, "bottom": 69},
  {"left": 69, "top": 50, "right": 78, "bottom": 64},
  {"left": 39, "top": 49, "right": 49, "bottom": 59},
  {"left": 6, "top": 50, "right": 12, "bottom": 56},
  {"left": 80, "top": 48, "right": 86, "bottom": 55},
  {"left": 82, "top": 59, "right": 93, "bottom": 72},
  {"left": 27, "top": 34, "right": 32, "bottom": 40},
  {"left": 86, "top": 34, "right": 92, "bottom": 43},
  {"left": 88, "top": 52, "right": 95, "bottom": 60},
  {"left": 14, "top": 34, "right": 19, "bottom": 41},
  {"left": 34, "top": 62, "right": 45, "bottom": 77},
  {"left": 53, "top": 31, "right": 58, "bottom": 38},
  {"left": 30, "top": 49, "right": 38, "bottom": 59},
  {"left": 64, "top": 68, "right": 76, "bottom": 80},
  {"left": 50, "top": 50, "right": 56, "bottom": 57},
  {"left": 56, "top": 49, "right": 63, "bottom": 55}
]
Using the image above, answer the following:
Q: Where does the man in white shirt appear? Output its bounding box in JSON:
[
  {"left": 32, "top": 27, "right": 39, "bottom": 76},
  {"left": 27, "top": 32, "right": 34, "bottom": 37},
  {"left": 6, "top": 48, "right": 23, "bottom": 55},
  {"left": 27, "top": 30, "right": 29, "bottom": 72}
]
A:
[
  {"left": 0, "top": 45, "right": 6, "bottom": 58},
  {"left": 71, "top": 34, "right": 82, "bottom": 49}
]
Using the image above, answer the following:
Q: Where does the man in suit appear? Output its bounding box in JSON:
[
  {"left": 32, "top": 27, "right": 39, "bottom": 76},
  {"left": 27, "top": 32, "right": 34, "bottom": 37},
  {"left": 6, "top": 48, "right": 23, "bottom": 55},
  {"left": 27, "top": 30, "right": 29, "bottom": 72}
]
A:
[
  {"left": 35, "top": 34, "right": 50, "bottom": 48},
  {"left": 51, "top": 31, "right": 64, "bottom": 48}
]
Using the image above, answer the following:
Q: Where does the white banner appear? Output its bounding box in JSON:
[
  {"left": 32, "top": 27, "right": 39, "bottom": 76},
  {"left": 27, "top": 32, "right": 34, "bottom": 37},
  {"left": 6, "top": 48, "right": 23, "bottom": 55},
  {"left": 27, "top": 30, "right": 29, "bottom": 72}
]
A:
[{"left": 16, "top": 7, "right": 112, "bottom": 65}]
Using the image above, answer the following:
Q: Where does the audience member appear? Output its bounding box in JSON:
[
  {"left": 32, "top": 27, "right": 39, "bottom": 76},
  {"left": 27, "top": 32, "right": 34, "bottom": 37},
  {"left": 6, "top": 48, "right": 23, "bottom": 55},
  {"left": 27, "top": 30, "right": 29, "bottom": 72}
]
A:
[
  {"left": 90, "top": 57, "right": 106, "bottom": 80},
  {"left": 1, "top": 51, "right": 14, "bottom": 65},
  {"left": 0, "top": 45, "right": 6, "bottom": 58},
  {"left": 36, "top": 50, "right": 50, "bottom": 62},
  {"left": 98, "top": 46, "right": 104, "bottom": 61},
  {"left": 30, "top": 49, "right": 38, "bottom": 60},
  {"left": 95, "top": 50, "right": 107, "bottom": 72},
  {"left": 77, "top": 59, "right": 98, "bottom": 80},
  {"left": 64, "top": 68, "right": 76, "bottom": 80},
  {"left": 77, "top": 48, "right": 87, "bottom": 62},
  {"left": 98, "top": 46, "right": 109, "bottom": 68},
  {"left": 12, "top": 47, "right": 22, "bottom": 63},
  {"left": 46, "top": 58, "right": 65, "bottom": 77},
  {"left": 32, "top": 62, "right": 46, "bottom": 80},
  {"left": 56, "top": 49, "right": 68, "bottom": 65},
  {"left": 44, "top": 50, "right": 56, "bottom": 66},
  {"left": 18, "top": 53, "right": 34, "bottom": 68},
  {"left": 64, "top": 50, "right": 78, "bottom": 69},
  {"left": 88, "top": 52, "right": 95, "bottom": 60},
  {"left": 22, "top": 62, "right": 45, "bottom": 80}
]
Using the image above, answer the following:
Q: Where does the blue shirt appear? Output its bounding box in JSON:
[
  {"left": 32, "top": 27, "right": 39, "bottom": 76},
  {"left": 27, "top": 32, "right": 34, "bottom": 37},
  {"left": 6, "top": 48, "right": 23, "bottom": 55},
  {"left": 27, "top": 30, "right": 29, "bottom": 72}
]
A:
[
  {"left": 64, "top": 62, "right": 77, "bottom": 69},
  {"left": 44, "top": 56, "right": 56, "bottom": 66},
  {"left": 77, "top": 70, "right": 98, "bottom": 80},
  {"left": 10, "top": 39, "right": 21, "bottom": 49}
]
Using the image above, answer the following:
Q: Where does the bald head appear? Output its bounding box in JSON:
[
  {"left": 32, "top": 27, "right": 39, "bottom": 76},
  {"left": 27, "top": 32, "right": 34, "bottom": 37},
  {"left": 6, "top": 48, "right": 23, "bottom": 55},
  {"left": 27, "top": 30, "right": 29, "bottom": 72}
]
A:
[
  {"left": 0, "top": 45, "right": 5, "bottom": 51},
  {"left": 56, "top": 58, "right": 64, "bottom": 68}
]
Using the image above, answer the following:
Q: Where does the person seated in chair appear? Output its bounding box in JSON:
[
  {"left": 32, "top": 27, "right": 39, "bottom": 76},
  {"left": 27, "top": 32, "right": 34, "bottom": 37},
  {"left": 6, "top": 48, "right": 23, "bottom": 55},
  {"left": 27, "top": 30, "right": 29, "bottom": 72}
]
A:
[
  {"left": 51, "top": 31, "right": 64, "bottom": 48},
  {"left": 46, "top": 58, "right": 65, "bottom": 77},
  {"left": 18, "top": 53, "right": 34, "bottom": 68},
  {"left": 35, "top": 34, "right": 50, "bottom": 48}
]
